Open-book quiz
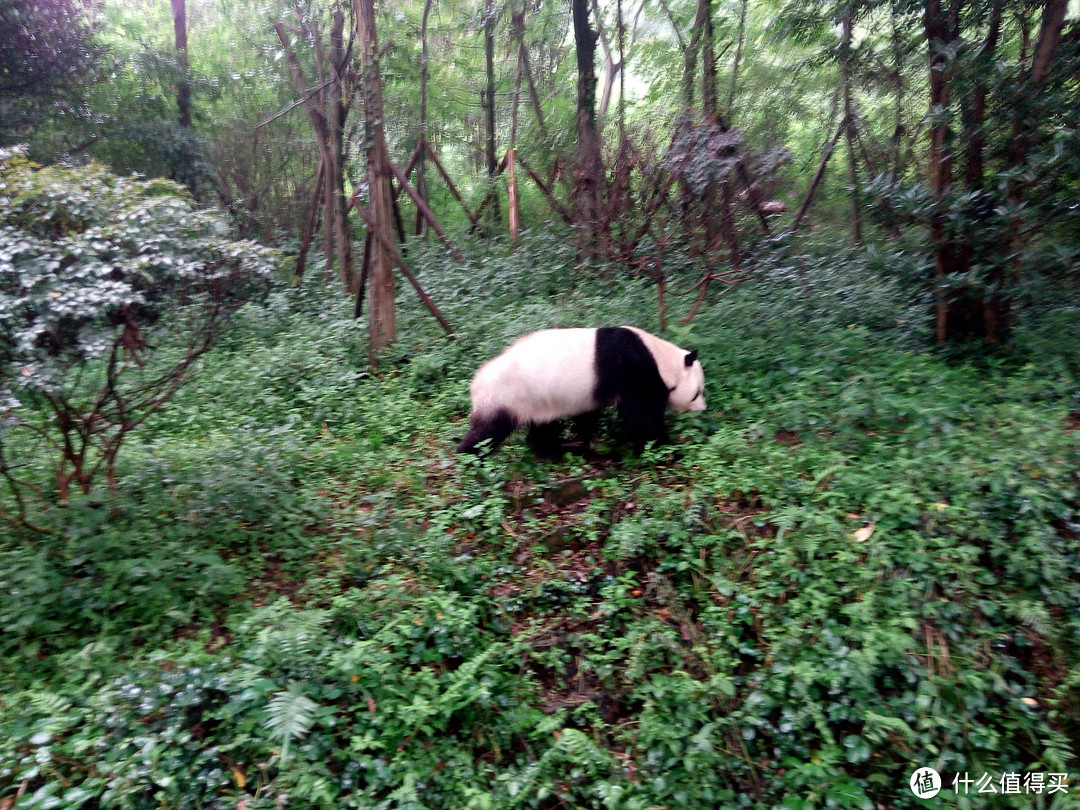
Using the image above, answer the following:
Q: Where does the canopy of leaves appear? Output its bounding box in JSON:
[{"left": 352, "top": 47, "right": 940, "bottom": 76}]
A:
[
  {"left": 0, "top": 149, "right": 275, "bottom": 391},
  {"left": 0, "top": 0, "right": 101, "bottom": 138},
  {"left": 0, "top": 0, "right": 99, "bottom": 96}
]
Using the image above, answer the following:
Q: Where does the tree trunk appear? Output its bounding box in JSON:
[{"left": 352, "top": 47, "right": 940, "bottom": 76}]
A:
[
  {"left": 273, "top": 21, "right": 356, "bottom": 293},
  {"left": 415, "top": 0, "right": 434, "bottom": 237},
  {"left": 390, "top": 160, "right": 466, "bottom": 262},
  {"left": 591, "top": 0, "right": 627, "bottom": 126},
  {"left": 791, "top": 117, "right": 844, "bottom": 231},
  {"left": 962, "top": 0, "right": 1002, "bottom": 191},
  {"left": 657, "top": 0, "right": 710, "bottom": 115},
  {"left": 888, "top": 3, "right": 906, "bottom": 184},
  {"left": 726, "top": 0, "right": 747, "bottom": 120},
  {"left": 700, "top": 0, "right": 717, "bottom": 120},
  {"left": 507, "top": 148, "right": 520, "bottom": 242},
  {"left": 696, "top": 0, "right": 724, "bottom": 255},
  {"left": 924, "top": 0, "right": 964, "bottom": 344},
  {"left": 355, "top": 0, "right": 397, "bottom": 365},
  {"left": 483, "top": 0, "right": 502, "bottom": 227},
  {"left": 512, "top": 11, "right": 549, "bottom": 139},
  {"left": 322, "top": 157, "right": 336, "bottom": 283},
  {"left": 274, "top": 23, "right": 332, "bottom": 283},
  {"left": 598, "top": 53, "right": 619, "bottom": 121},
  {"left": 682, "top": 47, "right": 696, "bottom": 109},
  {"left": 572, "top": 0, "right": 605, "bottom": 254},
  {"left": 990, "top": 0, "right": 1069, "bottom": 343},
  {"left": 841, "top": 6, "right": 862, "bottom": 244},
  {"left": 171, "top": 0, "right": 191, "bottom": 128},
  {"left": 297, "top": 161, "right": 325, "bottom": 277},
  {"left": 1029, "top": 0, "right": 1067, "bottom": 85},
  {"left": 656, "top": 0, "right": 704, "bottom": 109},
  {"left": 329, "top": 10, "right": 356, "bottom": 293},
  {"left": 617, "top": 0, "right": 635, "bottom": 145}
]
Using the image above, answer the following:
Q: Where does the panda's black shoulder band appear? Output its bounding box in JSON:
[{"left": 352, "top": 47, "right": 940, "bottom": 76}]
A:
[{"left": 593, "top": 327, "right": 668, "bottom": 408}]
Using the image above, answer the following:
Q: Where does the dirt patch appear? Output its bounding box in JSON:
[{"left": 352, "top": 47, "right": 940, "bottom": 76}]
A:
[
  {"left": 247, "top": 558, "right": 304, "bottom": 606},
  {"left": 773, "top": 428, "right": 802, "bottom": 447},
  {"left": 716, "top": 493, "right": 776, "bottom": 539}
]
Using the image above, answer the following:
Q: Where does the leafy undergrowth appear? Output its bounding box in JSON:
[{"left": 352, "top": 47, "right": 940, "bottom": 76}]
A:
[{"left": 1, "top": 233, "right": 1079, "bottom": 809}]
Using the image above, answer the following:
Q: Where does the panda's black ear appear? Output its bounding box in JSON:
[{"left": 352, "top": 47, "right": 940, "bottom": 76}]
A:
[{"left": 684, "top": 349, "right": 698, "bottom": 367}]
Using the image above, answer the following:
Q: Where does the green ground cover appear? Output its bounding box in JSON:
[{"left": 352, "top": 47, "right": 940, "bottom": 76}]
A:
[{"left": 2, "top": 232, "right": 1078, "bottom": 809}]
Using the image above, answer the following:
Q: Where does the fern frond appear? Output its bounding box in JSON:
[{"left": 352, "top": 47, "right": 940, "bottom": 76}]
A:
[{"left": 264, "top": 683, "right": 318, "bottom": 764}]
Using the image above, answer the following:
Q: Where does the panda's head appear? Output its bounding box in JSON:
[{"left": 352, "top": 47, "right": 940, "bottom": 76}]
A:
[{"left": 667, "top": 349, "right": 706, "bottom": 413}]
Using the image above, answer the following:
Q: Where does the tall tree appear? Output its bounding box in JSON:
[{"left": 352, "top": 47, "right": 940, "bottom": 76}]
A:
[
  {"left": 699, "top": 0, "right": 717, "bottom": 120},
  {"left": 483, "top": 0, "right": 502, "bottom": 226},
  {"left": 510, "top": 7, "right": 548, "bottom": 140},
  {"left": 171, "top": 0, "right": 191, "bottom": 128},
  {"left": 960, "top": 0, "right": 1002, "bottom": 190},
  {"left": 993, "top": 0, "right": 1069, "bottom": 342},
  {"left": 840, "top": 3, "right": 861, "bottom": 243},
  {"left": 592, "top": 0, "right": 644, "bottom": 124},
  {"left": 274, "top": 13, "right": 356, "bottom": 293},
  {"left": 328, "top": 9, "right": 355, "bottom": 290},
  {"left": 923, "top": 0, "right": 957, "bottom": 344},
  {"left": 922, "top": 0, "right": 1069, "bottom": 344},
  {"left": 356, "top": 0, "right": 397, "bottom": 364},
  {"left": 656, "top": 0, "right": 709, "bottom": 109},
  {"left": 571, "top": 0, "right": 606, "bottom": 254},
  {"left": 415, "top": 0, "right": 435, "bottom": 237},
  {"left": 726, "top": 0, "right": 747, "bottom": 120}
]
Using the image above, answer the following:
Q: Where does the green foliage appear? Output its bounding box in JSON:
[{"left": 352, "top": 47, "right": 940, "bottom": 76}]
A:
[
  {"left": 0, "top": 149, "right": 277, "bottom": 517},
  {"left": 5, "top": 0, "right": 1080, "bottom": 800},
  {"left": 0, "top": 0, "right": 101, "bottom": 139},
  {"left": 265, "top": 684, "right": 319, "bottom": 764},
  {"left": 1, "top": 229, "right": 1078, "bottom": 808}
]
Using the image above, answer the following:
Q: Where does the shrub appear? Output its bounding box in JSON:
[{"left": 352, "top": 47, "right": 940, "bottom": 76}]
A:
[{"left": 0, "top": 147, "right": 277, "bottom": 523}]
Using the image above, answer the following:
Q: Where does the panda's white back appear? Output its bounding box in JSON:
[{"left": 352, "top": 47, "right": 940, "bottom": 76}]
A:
[{"left": 471, "top": 328, "right": 599, "bottom": 424}]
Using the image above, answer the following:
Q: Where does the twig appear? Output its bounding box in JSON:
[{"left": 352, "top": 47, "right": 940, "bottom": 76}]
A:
[{"left": 254, "top": 77, "right": 335, "bottom": 130}]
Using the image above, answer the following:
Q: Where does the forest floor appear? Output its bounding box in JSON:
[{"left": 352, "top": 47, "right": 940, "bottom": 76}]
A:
[{"left": 2, "top": 234, "right": 1079, "bottom": 809}]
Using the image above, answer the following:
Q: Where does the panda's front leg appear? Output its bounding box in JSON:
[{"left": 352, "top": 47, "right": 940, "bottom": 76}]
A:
[
  {"left": 620, "top": 399, "right": 670, "bottom": 453},
  {"left": 569, "top": 410, "right": 601, "bottom": 452},
  {"left": 526, "top": 421, "right": 565, "bottom": 457}
]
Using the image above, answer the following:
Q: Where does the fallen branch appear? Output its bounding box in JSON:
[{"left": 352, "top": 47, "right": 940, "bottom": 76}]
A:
[
  {"left": 790, "top": 117, "right": 846, "bottom": 232},
  {"left": 392, "top": 140, "right": 425, "bottom": 201},
  {"left": 515, "top": 153, "right": 574, "bottom": 225},
  {"left": 424, "top": 141, "right": 479, "bottom": 224},
  {"left": 351, "top": 203, "right": 455, "bottom": 338},
  {"left": 388, "top": 159, "right": 466, "bottom": 263}
]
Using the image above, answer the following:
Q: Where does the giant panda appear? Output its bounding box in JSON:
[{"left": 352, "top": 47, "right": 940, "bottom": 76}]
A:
[{"left": 457, "top": 326, "right": 706, "bottom": 455}]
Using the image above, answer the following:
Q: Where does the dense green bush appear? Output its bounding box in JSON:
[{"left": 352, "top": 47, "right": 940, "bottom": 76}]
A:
[{"left": 0, "top": 148, "right": 277, "bottom": 520}]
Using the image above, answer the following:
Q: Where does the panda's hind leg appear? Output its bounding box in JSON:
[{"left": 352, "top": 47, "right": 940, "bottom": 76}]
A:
[{"left": 457, "top": 408, "right": 518, "bottom": 454}]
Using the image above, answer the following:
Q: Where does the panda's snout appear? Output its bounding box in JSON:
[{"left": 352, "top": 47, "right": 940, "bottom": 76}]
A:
[{"left": 671, "top": 395, "right": 706, "bottom": 413}]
